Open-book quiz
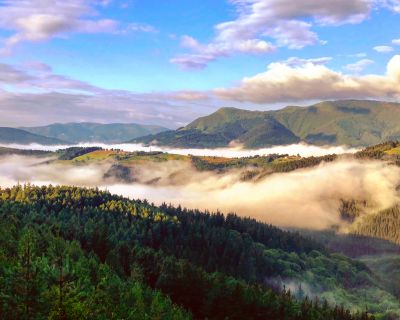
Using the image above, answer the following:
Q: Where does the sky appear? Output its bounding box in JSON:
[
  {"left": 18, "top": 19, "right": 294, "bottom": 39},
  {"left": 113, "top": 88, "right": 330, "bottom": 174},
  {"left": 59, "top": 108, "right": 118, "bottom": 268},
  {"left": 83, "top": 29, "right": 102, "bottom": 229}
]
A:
[{"left": 0, "top": 0, "right": 400, "bottom": 128}]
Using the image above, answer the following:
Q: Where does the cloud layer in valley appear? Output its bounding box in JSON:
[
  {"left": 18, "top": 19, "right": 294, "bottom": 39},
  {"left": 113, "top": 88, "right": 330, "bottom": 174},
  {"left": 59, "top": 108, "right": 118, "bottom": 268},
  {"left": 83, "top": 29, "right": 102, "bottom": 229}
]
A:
[
  {"left": 0, "top": 153, "right": 398, "bottom": 230},
  {"left": 0, "top": 142, "right": 360, "bottom": 158}
]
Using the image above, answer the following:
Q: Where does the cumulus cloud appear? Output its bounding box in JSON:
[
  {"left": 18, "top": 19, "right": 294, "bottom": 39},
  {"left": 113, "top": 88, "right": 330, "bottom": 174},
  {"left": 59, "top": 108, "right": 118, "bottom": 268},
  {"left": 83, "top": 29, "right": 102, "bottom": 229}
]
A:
[
  {"left": 373, "top": 45, "right": 394, "bottom": 53},
  {"left": 171, "top": 0, "right": 397, "bottom": 69},
  {"left": 344, "top": 59, "right": 374, "bottom": 73},
  {"left": 215, "top": 55, "right": 400, "bottom": 103},
  {"left": 392, "top": 38, "right": 400, "bottom": 45},
  {"left": 0, "top": 0, "right": 156, "bottom": 52}
]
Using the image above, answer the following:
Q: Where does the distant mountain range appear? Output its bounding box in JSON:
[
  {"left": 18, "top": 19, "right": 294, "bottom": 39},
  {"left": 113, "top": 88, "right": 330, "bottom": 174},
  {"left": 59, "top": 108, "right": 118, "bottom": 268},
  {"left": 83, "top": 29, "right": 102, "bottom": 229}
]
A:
[
  {"left": 0, "top": 127, "right": 67, "bottom": 145},
  {"left": 3, "top": 100, "right": 400, "bottom": 147},
  {"left": 134, "top": 100, "right": 400, "bottom": 148},
  {"left": 20, "top": 122, "right": 169, "bottom": 144}
]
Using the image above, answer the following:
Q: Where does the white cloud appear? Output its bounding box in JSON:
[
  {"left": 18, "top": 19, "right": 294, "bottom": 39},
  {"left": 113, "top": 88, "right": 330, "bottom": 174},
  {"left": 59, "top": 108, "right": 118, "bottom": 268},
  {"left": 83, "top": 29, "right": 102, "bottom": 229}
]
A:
[
  {"left": 373, "top": 45, "right": 394, "bottom": 53},
  {"left": 344, "top": 59, "right": 374, "bottom": 73},
  {"left": 282, "top": 57, "right": 332, "bottom": 66},
  {"left": 171, "top": 35, "right": 274, "bottom": 70},
  {"left": 379, "top": 0, "right": 400, "bottom": 12},
  {"left": 0, "top": 0, "right": 155, "bottom": 52},
  {"left": 215, "top": 55, "right": 400, "bottom": 103},
  {"left": 171, "top": 0, "right": 400, "bottom": 70},
  {"left": 171, "top": 0, "right": 378, "bottom": 69},
  {"left": 392, "top": 38, "right": 400, "bottom": 45},
  {"left": 348, "top": 52, "right": 368, "bottom": 58}
]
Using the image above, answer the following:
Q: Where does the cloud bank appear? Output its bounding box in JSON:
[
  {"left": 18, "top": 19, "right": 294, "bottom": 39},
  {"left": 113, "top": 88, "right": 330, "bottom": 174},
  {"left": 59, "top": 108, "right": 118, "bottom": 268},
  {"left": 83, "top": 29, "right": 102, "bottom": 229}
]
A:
[
  {"left": 0, "top": 61, "right": 213, "bottom": 127},
  {"left": 0, "top": 142, "right": 359, "bottom": 157},
  {"left": 215, "top": 55, "right": 400, "bottom": 103},
  {"left": 0, "top": 154, "right": 398, "bottom": 230}
]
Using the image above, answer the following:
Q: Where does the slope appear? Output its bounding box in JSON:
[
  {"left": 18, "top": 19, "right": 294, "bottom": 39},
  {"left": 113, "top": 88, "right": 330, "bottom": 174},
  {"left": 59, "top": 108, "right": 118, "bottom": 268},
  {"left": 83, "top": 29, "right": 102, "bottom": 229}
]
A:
[
  {"left": 134, "top": 100, "right": 400, "bottom": 148},
  {"left": 0, "top": 127, "right": 68, "bottom": 145},
  {"left": 0, "top": 185, "right": 398, "bottom": 319},
  {"left": 21, "top": 122, "right": 169, "bottom": 144}
]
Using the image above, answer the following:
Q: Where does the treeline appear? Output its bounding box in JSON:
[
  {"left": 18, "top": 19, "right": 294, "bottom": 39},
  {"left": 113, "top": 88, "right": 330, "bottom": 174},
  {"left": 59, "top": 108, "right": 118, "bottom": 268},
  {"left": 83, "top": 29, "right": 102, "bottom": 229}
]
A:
[
  {"left": 190, "top": 154, "right": 285, "bottom": 171},
  {"left": 355, "top": 141, "right": 399, "bottom": 160},
  {"left": 57, "top": 147, "right": 103, "bottom": 160},
  {"left": 190, "top": 154, "right": 338, "bottom": 174},
  {"left": 0, "top": 185, "right": 379, "bottom": 319},
  {"left": 271, "top": 155, "right": 337, "bottom": 173}
]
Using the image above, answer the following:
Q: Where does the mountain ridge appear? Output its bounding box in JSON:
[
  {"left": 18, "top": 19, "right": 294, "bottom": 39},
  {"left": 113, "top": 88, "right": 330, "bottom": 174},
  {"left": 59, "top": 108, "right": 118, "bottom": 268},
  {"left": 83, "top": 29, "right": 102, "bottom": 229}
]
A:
[
  {"left": 0, "top": 127, "right": 68, "bottom": 145},
  {"left": 133, "top": 99, "right": 400, "bottom": 148},
  {"left": 21, "top": 122, "right": 169, "bottom": 144}
]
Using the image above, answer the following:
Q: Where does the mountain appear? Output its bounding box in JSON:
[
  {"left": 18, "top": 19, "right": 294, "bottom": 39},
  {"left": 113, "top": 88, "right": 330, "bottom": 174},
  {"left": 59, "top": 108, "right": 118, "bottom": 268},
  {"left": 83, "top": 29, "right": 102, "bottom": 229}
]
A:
[
  {"left": 21, "top": 122, "right": 169, "bottom": 144},
  {"left": 133, "top": 100, "right": 400, "bottom": 148},
  {"left": 272, "top": 100, "right": 400, "bottom": 146},
  {"left": 0, "top": 127, "right": 68, "bottom": 145},
  {"left": 135, "top": 109, "right": 300, "bottom": 148}
]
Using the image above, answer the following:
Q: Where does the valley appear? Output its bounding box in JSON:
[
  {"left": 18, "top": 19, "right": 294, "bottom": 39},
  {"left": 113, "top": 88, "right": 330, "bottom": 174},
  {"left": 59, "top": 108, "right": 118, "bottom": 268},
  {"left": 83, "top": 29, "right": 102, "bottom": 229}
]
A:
[
  {"left": 1, "top": 139, "right": 400, "bottom": 319},
  {"left": 1, "top": 1, "right": 399, "bottom": 318}
]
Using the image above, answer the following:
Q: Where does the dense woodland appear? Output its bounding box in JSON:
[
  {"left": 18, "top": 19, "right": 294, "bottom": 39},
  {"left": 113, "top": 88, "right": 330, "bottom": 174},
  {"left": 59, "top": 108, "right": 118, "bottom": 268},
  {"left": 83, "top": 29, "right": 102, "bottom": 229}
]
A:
[{"left": 2, "top": 185, "right": 398, "bottom": 319}]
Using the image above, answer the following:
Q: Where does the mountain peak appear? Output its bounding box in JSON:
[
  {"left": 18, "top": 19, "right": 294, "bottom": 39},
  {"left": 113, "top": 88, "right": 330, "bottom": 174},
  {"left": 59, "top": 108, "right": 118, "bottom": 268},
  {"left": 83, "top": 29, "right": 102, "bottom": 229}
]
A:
[{"left": 134, "top": 100, "right": 400, "bottom": 148}]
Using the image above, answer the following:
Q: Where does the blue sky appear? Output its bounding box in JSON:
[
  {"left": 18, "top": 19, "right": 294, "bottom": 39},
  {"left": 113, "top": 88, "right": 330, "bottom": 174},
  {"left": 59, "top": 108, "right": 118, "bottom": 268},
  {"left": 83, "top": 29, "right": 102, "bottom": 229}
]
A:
[{"left": 0, "top": 0, "right": 400, "bottom": 127}]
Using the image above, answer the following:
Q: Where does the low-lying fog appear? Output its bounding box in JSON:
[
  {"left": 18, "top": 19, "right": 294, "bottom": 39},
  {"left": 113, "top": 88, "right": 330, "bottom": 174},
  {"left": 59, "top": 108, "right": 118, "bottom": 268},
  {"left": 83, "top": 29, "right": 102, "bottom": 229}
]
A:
[
  {"left": 0, "top": 152, "right": 398, "bottom": 230},
  {"left": 0, "top": 142, "right": 359, "bottom": 157}
]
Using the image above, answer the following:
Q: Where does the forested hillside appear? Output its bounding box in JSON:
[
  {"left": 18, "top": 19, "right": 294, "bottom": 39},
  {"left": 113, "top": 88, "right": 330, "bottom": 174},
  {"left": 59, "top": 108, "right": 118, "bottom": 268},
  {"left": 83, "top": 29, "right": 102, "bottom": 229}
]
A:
[
  {"left": 133, "top": 100, "right": 400, "bottom": 148},
  {"left": 1, "top": 185, "right": 399, "bottom": 319},
  {"left": 353, "top": 206, "right": 400, "bottom": 244}
]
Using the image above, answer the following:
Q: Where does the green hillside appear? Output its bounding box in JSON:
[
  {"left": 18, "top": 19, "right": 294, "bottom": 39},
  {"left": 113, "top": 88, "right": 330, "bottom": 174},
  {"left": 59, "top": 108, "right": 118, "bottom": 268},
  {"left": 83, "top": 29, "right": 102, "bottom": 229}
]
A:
[
  {"left": 1, "top": 185, "right": 393, "bottom": 319},
  {"left": 272, "top": 100, "right": 400, "bottom": 146},
  {"left": 135, "top": 109, "right": 300, "bottom": 148},
  {"left": 0, "top": 127, "right": 68, "bottom": 145},
  {"left": 21, "top": 122, "right": 169, "bottom": 144},
  {"left": 134, "top": 100, "right": 400, "bottom": 148}
]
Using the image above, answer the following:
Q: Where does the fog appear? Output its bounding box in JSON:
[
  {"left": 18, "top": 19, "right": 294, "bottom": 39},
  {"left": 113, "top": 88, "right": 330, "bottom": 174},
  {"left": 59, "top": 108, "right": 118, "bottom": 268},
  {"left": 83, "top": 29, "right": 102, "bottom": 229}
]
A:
[
  {"left": 0, "top": 142, "right": 359, "bottom": 157},
  {"left": 0, "top": 154, "right": 398, "bottom": 230}
]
